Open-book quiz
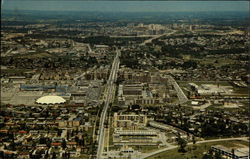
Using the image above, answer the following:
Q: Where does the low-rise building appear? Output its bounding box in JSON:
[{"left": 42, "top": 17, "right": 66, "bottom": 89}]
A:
[
  {"left": 211, "top": 145, "right": 249, "bottom": 159},
  {"left": 113, "top": 113, "right": 148, "bottom": 129}
]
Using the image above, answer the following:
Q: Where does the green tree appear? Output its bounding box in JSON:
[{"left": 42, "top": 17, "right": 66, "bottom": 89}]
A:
[
  {"left": 202, "top": 154, "right": 213, "bottom": 159},
  {"left": 215, "top": 151, "right": 222, "bottom": 159},
  {"left": 176, "top": 136, "right": 187, "bottom": 153},
  {"left": 62, "top": 139, "right": 67, "bottom": 149},
  {"left": 52, "top": 152, "right": 56, "bottom": 159},
  {"left": 231, "top": 149, "right": 235, "bottom": 159}
]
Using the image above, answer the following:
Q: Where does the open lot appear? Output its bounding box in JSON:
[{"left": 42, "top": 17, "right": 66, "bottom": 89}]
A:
[
  {"left": 8, "top": 91, "right": 43, "bottom": 105},
  {"left": 132, "top": 145, "right": 161, "bottom": 153},
  {"left": 194, "top": 57, "right": 236, "bottom": 67}
]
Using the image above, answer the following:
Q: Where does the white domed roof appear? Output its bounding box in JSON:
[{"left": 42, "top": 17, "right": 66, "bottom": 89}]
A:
[{"left": 36, "top": 95, "right": 66, "bottom": 105}]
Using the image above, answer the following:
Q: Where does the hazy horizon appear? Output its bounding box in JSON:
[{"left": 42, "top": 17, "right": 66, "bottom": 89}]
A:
[{"left": 2, "top": 1, "right": 249, "bottom": 12}]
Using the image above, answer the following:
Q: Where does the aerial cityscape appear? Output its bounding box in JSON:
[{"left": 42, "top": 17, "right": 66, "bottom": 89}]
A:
[{"left": 0, "top": 1, "right": 249, "bottom": 159}]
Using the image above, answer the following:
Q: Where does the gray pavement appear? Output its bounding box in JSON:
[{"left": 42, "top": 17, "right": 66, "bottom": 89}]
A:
[{"left": 96, "top": 50, "right": 120, "bottom": 159}]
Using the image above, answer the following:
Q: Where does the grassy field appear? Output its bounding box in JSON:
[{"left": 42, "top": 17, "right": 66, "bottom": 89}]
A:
[
  {"left": 19, "top": 52, "right": 52, "bottom": 59},
  {"left": 72, "top": 154, "right": 89, "bottom": 159},
  {"left": 146, "top": 140, "right": 248, "bottom": 159},
  {"left": 131, "top": 145, "right": 162, "bottom": 153},
  {"left": 194, "top": 57, "right": 235, "bottom": 67},
  {"left": 233, "top": 87, "right": 249, "bottom": 95},
  {"left": 1, "top": 68, "right": 31, "bottom": 75}
]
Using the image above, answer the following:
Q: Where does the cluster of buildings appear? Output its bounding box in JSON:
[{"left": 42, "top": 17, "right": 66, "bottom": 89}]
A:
[
  {"left": 160, "top": 33, "right": 247, "bottom": 50},
  {"left": 1, "top": 25, "right": 115, "bottom": 71},
  {"left": 111, "top": 110, "right": 194, "bottom": 150},
  {"left": 0, "top": 105, "right": 94, "bottom": 159},
  {"left": 108, "top": 69, "right": 194, "bottom": 155},
  {"left": 1, "top": 15, "right": 249, "bottom": 159},
  {"left": 3, "top": 81, "right": 102, "bottom": 106},
  {"left": 154, "top": 104, "right": 249, "bottom": 137},
  {"left": 118, "top": 82, "right": 170, "bottom": 105}
]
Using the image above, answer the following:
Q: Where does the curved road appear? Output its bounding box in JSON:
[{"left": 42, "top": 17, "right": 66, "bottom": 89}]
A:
[
  {"left": 140, "top": 137, "right": 248, "bottom": 159},
  {"left": 140, "top": 30, "right": 177, "bottom": 46}
]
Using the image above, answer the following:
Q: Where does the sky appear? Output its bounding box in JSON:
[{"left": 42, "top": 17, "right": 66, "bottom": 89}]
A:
[{"left": 2, "top": 1, "right": 249, "bottom": 12}]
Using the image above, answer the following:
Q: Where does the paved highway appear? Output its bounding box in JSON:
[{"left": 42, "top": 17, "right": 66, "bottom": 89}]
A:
[
  {"left": 166, "top": 75, "right": 188, "bottom": 104},
  {"left": 96, "top": 49, "right": 120, "bottom": 159},
  {"left": 140, "top": 30, "right": 177, "bottom": 46}
]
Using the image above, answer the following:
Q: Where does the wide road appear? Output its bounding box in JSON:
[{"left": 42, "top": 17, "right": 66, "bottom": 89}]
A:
[
  {"left": 96, "top": 49, "right": 120, "bottom": 159},
  {"left": 140, "top": 137, "right": 248, "bottom": 159},
  {"left": 140, "top": 30, "right": 177, "bottom": 46},
  {"left": 166, "top": 75, "right": 188, "bottom": 104}
]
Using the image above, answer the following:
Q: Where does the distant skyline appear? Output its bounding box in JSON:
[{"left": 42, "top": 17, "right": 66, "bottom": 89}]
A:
[{"left": 2, "top": 1, "right": 249, "bottom": 12}]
